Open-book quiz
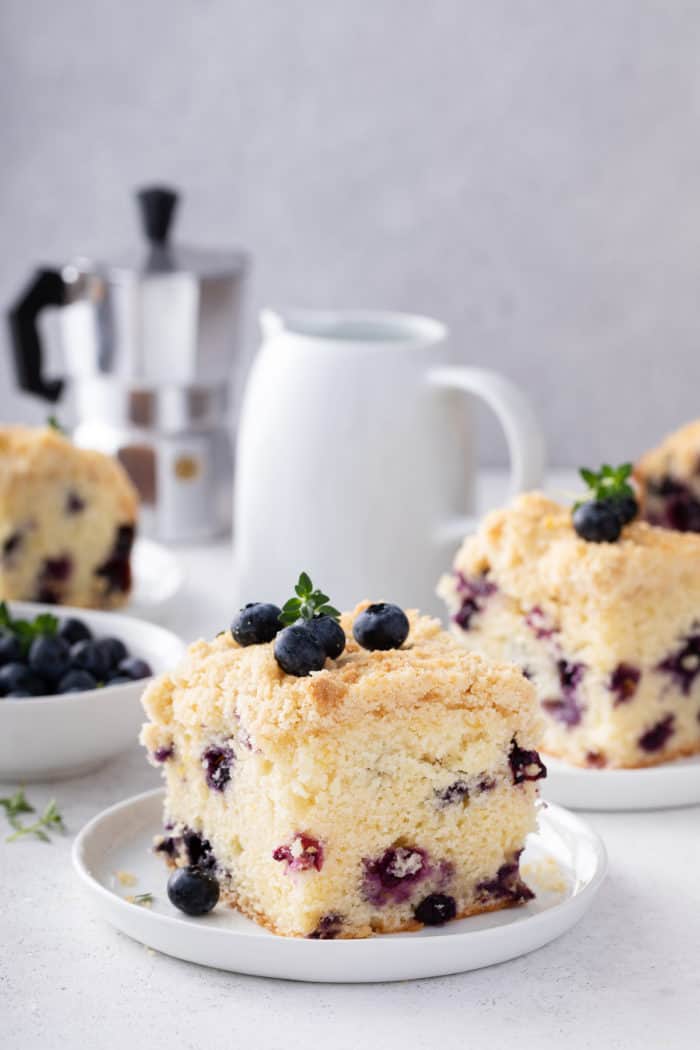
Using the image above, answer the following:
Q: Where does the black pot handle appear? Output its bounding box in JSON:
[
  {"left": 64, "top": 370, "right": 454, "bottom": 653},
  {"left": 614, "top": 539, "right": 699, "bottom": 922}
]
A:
[{"left": 7, "top": 268, "right": 67, "bottom": 402}]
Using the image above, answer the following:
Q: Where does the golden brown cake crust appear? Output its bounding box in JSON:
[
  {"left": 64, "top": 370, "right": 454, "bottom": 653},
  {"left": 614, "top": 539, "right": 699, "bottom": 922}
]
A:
[
  {"left": 456, "top": 491, "right": 700, "bottom": 616},
  {"left": 443, "top": 490, "right": 700, "bottom": 769},
  {"left": 159, "top": 850, "right": 527, "bottom": 937},
  {"left": 146, "top": 601, "right": 536, "bottom": 745},
  {"left": 225, "top": 893, "right": 526, "bottom": 938},
  {"left": 0, "top": 425, "right": 138, "bottom": 521}
]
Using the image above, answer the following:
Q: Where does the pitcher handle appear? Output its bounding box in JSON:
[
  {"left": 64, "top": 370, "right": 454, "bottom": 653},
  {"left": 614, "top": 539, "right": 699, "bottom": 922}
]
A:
[
  {"left": 7, "top": 268, "right": 67, "bottom": 402},
  {"left": 428, "top": 366, "right": 545, "bottom": 544}
]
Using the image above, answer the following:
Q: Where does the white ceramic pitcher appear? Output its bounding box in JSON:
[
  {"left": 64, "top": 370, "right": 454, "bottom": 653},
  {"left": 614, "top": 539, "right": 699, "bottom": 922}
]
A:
[{"left": 234, "top": 310, "right": 544, "bottom": 616}]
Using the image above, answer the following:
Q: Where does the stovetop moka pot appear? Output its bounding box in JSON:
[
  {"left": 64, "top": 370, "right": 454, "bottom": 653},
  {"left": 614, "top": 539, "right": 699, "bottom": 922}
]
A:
[{"left": 8, "top": 186, "right": 248, "bottom": 542}]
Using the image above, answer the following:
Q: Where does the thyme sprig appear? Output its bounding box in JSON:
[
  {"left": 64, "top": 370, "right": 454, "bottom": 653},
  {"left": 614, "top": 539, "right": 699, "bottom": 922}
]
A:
[
  {"left": 279, "top": 572, "right": 340, "bottom": 626},
  {"left": 0, "top": 601, "right": 58, "bottom": 655},
  {"left": 1, "top": 789, "right": 65, "bottom": 843},
  {"left": 576, "top": 463, "right": 635, "bottom": 509}
]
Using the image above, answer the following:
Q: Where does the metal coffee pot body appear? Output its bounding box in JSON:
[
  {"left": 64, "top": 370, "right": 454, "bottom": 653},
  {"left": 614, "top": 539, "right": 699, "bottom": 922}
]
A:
[{"left": 8, "top": 187, "right": 248, "bottom": 542}]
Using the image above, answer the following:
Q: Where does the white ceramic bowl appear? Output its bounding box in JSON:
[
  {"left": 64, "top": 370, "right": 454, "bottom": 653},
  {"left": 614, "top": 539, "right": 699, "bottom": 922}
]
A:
[{"left": 0, "top": 602, "right": 186, "bottom": 782}]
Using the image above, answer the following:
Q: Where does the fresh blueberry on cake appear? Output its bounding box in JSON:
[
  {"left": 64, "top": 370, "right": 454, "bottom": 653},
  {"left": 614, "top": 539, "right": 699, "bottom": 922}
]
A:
[
  {"left": 635, "top": 420, "right": 700, "bottom": 532},
  {"left": 273, "top": 573, "right": 346, "bottom": 676},
  {"left": 140, "top": 581, "right": 545, "bottom": 938},
  {"left": 439, "top": 468, "right": 700, "bottom": 769},
  {"left": 0, "top": 424, "right": 138, "bottom": 609}
]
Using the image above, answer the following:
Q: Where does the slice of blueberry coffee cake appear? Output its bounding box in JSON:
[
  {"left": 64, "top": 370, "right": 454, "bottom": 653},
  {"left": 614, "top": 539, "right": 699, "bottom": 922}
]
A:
[
  {"left": 0, "top": 424, "right": 138, "bottom": 608},
  {"left": 141, "top": 573, "right": 545, "bottom": 938},
  {"left": 635, "top": 419, "right": 700, "bottom": 532},
  {"left": 439, "top": 465, "right": 700, "bottom": 769}
]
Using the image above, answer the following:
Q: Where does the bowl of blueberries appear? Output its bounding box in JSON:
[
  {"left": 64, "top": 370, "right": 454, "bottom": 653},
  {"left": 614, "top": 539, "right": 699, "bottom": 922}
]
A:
[{"left": 0, "top": 601, "right": 185, "bottom": 781}]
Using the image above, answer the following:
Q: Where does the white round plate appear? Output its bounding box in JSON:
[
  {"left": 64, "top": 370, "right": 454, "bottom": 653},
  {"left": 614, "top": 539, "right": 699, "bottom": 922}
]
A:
[
  {"left": 73, "top": 789, "right": 606, "bottom": 983},
  {"left": 542, "top": 753, "right": 700, "bottom": 811},
  {"left": 0, "top": 603, "right": 185, "bottom": 782},
  {"left": 130, "top": 539, "right": 184, "bottom": 612}
]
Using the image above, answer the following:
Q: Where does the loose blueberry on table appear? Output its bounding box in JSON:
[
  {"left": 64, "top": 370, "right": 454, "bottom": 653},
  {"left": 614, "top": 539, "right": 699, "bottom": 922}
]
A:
[
  {"left": 0, "top": 602, "right": 152, "bottom": 698},
  {"left": 572, "top": 463, "right": 638, "bottom": 543},
  {"left": 167, "top": 866, "right": 220, "bottom": 916}
]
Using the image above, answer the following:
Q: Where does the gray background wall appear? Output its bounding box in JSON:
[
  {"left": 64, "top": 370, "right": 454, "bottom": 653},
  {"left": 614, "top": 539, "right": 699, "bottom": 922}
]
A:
[{"left": 2, "top": 0, "right": 699, "bottom": 466}]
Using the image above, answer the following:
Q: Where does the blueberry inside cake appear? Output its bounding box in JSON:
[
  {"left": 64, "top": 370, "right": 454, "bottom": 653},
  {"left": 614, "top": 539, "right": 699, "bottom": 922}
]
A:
[
  {"left": 636, "top": 420, "right": 700, "bottom": 532},
  {"left": 0, "top": 425, "right": 138, "bottom": 609},
  {"left": 140, "top": 602, "right": 545, "bottom": 938},
  {"left": 439, "top": 491, "right": 700, "bottom": 769}
]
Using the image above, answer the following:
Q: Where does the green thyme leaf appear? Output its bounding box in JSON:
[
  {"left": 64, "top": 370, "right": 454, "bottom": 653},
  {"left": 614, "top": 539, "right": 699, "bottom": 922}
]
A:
[
  {"left": 0, "top": 787, "right": 35, "bottom": 822},
  {"left": 279, "top": 573, "right": 341, "bottom": 626},
  {"left": 295, "top": 572, "right": 313, "bottom": 597},
  {"left": 577, "top": 463, "right": 635, "bottom": 506},
  {"left": 5, "top": 796, "right": 65, "bottom": 843},
  {"left": 0, "top": 603, "right": 59, "bottom": 655},
  {"left": 46, "top": 415, "right": 65, "bottom": 434}
]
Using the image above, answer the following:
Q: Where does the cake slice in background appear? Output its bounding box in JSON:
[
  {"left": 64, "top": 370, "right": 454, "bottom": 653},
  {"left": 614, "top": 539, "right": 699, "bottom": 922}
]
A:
[
  {"left": 0, "top": 425, "right": 138, "bottom": 609},
  {"left": 141, "top": 603, "right": 545, "bottom": 938},
  {"left": 439, "top": 490, "right": 700, "bottom": 769},
  {"left": 635, "top": 419, "right": 700, "bottom": 532}
]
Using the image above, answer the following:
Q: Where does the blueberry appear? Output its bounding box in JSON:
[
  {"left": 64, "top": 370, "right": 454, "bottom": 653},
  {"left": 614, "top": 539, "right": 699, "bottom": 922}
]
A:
[
  {"left": 509, "top": 738, "right": 547, "bottom": 784},
  {"left": 453, "top": 572, "right": 498, "bottom": 630},
  {"left": 639, "top": 714, "right": 675, "bottom": 752},
  {"left": 308, "top": 913, "right": 344, "bottom": 939},
  {"left": 572, "top": 500, "right": 622, "bottom": 543},
  {"left": 70, "top": 639, "right": 111, "bottom": 679},
  {"left": 0, "top": 632, "right": 22, "bottom": 665},
  {"left": 306, "top": 615, "right": 346, "bottom": 659},
  {"left": 58, "top": 617, "right": 92, "bottom": 645},
  {"left": 106, "top": 674, "right": 132, "bottom": 685},
  {"left": 231, "top": 603, "right": 282, "bottom": 646},
  {"left": 273, "top": 834, "right": 324, "bottom": 872},
  {"left": 167, "top": 866, "right": 220, "bottom": 916},
  {"left": 362, "top": 845, "right": 430, "bottom": 906},
  {"left": 435, "top": 780, "right": 469, "bottom": 807},
  {"left": 0, "top": 662, "right": 48, "bottom": 697},
  {"left": 657, "top": 634, "right": 700, "bottom": 695},
  {"left": 612, "top": 494, "right": 638, "bottom": 526},
  {"left": 28, "top": 635, "right": 71, "bottom": 683},
  {"left": 414, "top": 893, "right": 457, "bottom": 926},
  {"left": 182, "top": 829, "right": 216, "bottom": 870},
  {"left": 40, "top": 556, "right": 72, "bottom": 581},
  {"left": 274, "top": 624, "right": 326, "bottom": 676},
  {"left": 352, "top": 603, "right": 409, "bottom": 651},
  {"left": 65, "top": 490, "right": 85, "bottom": 514},
  {"left": 2, "top": 530, "right": 23, "bottom": 561},
  {"left": 609, "top": 662, "right": 641, "bottom": 704},
  {"left": 477, "top": 858, "right": 534, "bottom": 903},
  {"left": 116, "top": 656, "right": 152, "bottom": 680},
  {"left": 58, "top": 669, "right": 98, "bottom": 693},
  {"left": 201, "top": 745, "right": 235, "bottom": 791},
  {"left": 97, "top": 636, "right": 128, "bottom": 669},
  {"left": 95, "top": 525, "right": 135, "bottom": 594}
]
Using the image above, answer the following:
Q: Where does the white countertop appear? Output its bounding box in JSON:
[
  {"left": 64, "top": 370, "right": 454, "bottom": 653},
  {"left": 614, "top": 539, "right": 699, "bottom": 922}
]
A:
[{"left": 2, "top": 473, "right": 699, "bottom": 1049}]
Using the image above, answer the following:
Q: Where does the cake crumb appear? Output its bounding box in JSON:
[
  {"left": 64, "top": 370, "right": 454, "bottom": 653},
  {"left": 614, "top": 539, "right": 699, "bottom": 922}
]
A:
[
  {"left": 521, "top": 855, "right": 568, "bottom": 895},
  {"left": 115, "top": 870, "right": 138, "bottom": 887}
]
